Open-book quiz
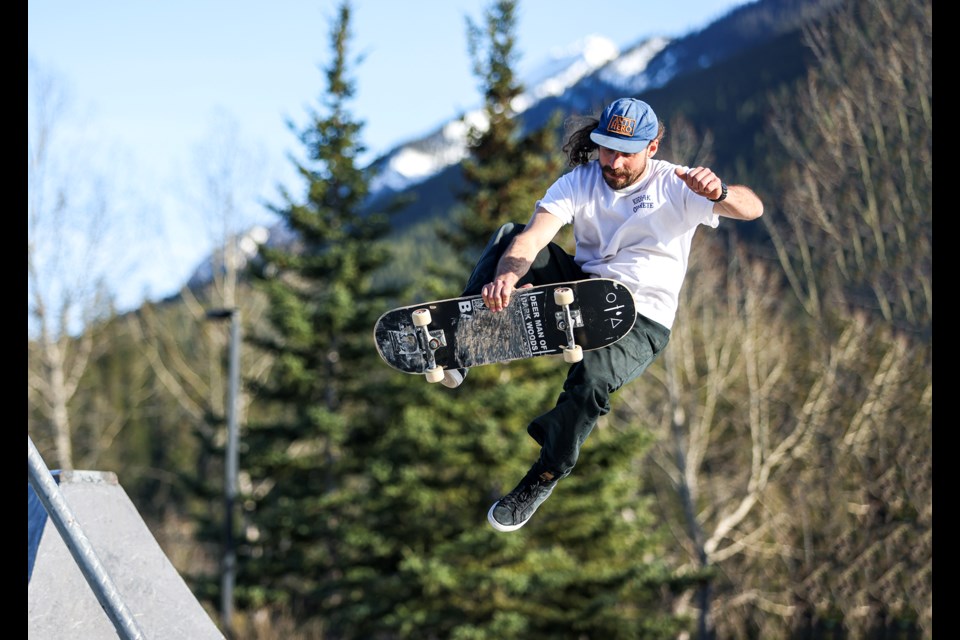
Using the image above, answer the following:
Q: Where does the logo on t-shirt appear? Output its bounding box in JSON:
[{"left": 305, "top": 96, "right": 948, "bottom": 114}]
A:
[
  {"left": 606, "top": 115, "right": 635, "bottom": 137},
  {"left": 632, "top": 193, "right": 654, "bottom": 213}
]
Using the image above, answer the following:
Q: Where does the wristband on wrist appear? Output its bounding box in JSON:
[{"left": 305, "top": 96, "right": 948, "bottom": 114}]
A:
[{"left": 708, "top": 183, "right": 728, "bottom": 203}]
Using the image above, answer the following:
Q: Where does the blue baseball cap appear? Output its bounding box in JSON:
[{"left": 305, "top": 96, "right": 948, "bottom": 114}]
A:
[{"left": 589, "top": 98, "right": 659, "bottom": 153}]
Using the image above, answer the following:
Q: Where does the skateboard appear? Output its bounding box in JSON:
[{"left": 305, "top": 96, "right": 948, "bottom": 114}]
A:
[{"left": 373, "top": 278, "right": 637, "bottom": 382}]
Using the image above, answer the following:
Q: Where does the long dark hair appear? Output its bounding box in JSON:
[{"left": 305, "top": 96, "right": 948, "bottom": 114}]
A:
[{"left": 562, "top": 117, "right": 600, "bottom": 168}]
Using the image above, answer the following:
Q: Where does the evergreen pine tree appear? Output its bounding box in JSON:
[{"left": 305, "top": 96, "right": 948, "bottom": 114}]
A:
[
  {"left": 237, "top": 0, "right": 396, "bottom": 625},
  {"left": 434, "top": 0, "right": 568, "bottom": 280}
]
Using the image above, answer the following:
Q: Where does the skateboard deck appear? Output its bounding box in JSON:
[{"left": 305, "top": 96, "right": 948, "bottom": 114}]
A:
[{"left": 373, "top": 278, "right": 636, "bottom": 382}]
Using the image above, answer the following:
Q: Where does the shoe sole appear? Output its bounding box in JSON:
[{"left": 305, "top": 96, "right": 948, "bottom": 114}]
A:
[{"left": 486, "top": 501, "right": 528, "bottom": 532}]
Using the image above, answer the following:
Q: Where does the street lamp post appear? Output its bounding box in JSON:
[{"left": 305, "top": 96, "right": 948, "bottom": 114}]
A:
[{"left": 206, "top": 308, "right": 240, "bottom": 638}]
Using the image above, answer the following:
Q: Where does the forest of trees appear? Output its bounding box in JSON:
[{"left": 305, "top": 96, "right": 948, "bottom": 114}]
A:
[{"left": 27, "top": 0, "right": 931, "bottom": 638}]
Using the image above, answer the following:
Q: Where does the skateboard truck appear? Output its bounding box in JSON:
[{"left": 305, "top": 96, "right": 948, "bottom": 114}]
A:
[
  {"left": 411, "top": 308, "right": 446, "bottom": 383},
  {"left": 553, "top": 287, "right": 584, "bottom": 363}
]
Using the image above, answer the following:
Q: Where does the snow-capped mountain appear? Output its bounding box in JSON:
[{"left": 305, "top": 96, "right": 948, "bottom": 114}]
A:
[
  {"left": 367, "top": 33, "right": 642, "bottom": 197},
  {"left": 185, "top": 0, "right": 842, "bottom": 292},
  {"left": 186, "top": 225, "right": 271, "bottom": 291}
]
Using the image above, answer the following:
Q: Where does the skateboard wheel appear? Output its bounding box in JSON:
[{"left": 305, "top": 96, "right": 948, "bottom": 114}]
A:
[
  {"left": 425, "top": 367, "right": 445, "bottom": 383},
  {"left": 412, "top": 308, "right": 432, "bottom": 326},
  {"left": 562, "top": 345, "right": 583, "bottom": 363},
  {"left": 554, "top": 287, "right": 574, "bottom": 306}
]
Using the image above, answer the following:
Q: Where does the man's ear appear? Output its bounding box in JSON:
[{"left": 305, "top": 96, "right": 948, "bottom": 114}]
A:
[{"left": 646, "top": 139, "right": 659, "bottom": 157}]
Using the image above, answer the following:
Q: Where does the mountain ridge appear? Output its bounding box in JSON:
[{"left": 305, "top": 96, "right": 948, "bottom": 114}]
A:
[{"left": 188, "top": 0, "right": 841, "bottom": 291}]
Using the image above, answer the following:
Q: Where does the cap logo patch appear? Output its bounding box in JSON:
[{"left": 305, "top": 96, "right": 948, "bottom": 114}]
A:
[{"left": 606, "top": 115, "right": 635, "bottom": 137}]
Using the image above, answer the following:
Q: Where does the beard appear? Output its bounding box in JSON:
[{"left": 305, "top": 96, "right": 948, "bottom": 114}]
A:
[{"left": 601, "top": 163, "right": 645, "bottom": 190}]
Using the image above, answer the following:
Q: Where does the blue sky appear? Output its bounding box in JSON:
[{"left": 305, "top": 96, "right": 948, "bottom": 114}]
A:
[{"left": 28, "top": 0, "right": 749, "bottom": 312}]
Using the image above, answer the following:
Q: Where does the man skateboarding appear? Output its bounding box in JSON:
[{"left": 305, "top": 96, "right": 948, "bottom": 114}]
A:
[{"left": 445, "top": 97, "right": 764, "bottom": 532}]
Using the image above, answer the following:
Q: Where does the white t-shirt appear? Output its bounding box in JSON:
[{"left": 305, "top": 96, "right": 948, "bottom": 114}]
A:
[{"left": 536, "top": 158, "right": 719, "bottom": 329}]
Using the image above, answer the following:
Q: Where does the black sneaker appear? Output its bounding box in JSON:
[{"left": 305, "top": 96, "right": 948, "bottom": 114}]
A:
[
  {"left": 441, "top": 368, "right": 469, "bottom": 389},
  {"left": 487, "top": 463, "right": 558, "bottom": 532}
]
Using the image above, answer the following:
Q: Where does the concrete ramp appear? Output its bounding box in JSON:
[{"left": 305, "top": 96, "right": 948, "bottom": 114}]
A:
[{"left": 28, "top": 470, "right": 225, "bottom": 639}]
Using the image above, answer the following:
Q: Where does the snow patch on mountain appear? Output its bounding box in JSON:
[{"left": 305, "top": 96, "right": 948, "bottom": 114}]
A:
[
  {"left": 597, "top": 36, "right": 671, "bottom": 93},
  {"left": 369, "top": 36, "right": 625, "bottom": 196},
  {"left": 511, "top": 35, "right": 619, "bottom": 112},
  {"left": 186, "top": 225, "right": 270, "bottom": 290},
  {"left": 369, "top": 111, "right": 488, "bottom": 193}
]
